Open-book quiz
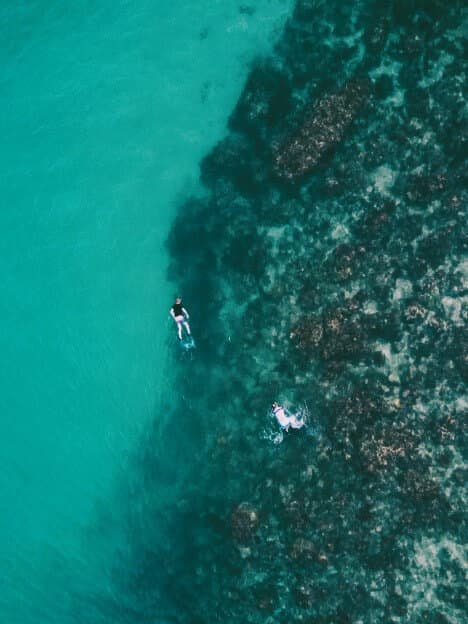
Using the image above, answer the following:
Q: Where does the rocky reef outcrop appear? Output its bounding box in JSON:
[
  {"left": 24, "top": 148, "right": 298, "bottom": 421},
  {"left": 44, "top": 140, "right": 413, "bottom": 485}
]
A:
[
  {"left": 273, "top": 78, "right": 370, "bottom": 180},
  {"left": 114, "top": 2, "right": 468, "bottom": 623}
]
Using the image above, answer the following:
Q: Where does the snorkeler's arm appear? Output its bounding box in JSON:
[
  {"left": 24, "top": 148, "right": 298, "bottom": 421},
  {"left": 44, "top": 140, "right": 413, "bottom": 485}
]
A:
[{"left": 182, "top": 307, "right": 190, "bottom": 319}]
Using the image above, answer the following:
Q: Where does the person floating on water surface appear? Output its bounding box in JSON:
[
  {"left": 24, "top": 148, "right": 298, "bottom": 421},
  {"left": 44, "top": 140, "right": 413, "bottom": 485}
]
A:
[
  {"left": 272, "top": 402, "right": 305, "bottom": 432},
  {"left": 170, "top": 297, "right": 191, "bottom": 340}
]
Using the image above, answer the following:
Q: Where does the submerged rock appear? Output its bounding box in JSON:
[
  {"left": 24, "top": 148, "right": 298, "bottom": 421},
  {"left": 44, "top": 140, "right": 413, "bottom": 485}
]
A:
[
  {"left": 230, "top": 503, "right": 259, "bottom": 542},
  {"left": 291, "top": 306, "right": 365, "bottom": 366},
  {"left": 293, "top": 581, "right": 316, "bottom": 608},
  {"left": 327, "top": 243, "right": 364, "bottom": 281},
  {"left": 157, "top": 2, "right": 467, "bottom": 621},
  {"left": 360, "top": 424, "right": 416, "bottom": 472},
  {"left": 322, "top": 313, "right": 365, "bottom": 363},
  {"left": 290, "top": 315, "right": 323, "bottom": 352},
  {"left": 229, "top": 61, "right": 291, "bottom": 142},
  {"left": 290, "top": 537, "right": 318, "bottom": 561},
  {"left": 252, "top": 583, "right": 277, "bottom": 612},
  {"left": 273, "top": 78, "right": 370, "bottom": 180},
  {"left": 401, "top": 470, "right": 441, "bottom": 506}
]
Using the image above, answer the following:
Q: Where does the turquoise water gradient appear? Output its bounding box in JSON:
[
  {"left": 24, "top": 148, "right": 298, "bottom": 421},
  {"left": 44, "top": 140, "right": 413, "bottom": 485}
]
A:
[{"left": 0, "top": 2, "right": 292, "bottom": 621}]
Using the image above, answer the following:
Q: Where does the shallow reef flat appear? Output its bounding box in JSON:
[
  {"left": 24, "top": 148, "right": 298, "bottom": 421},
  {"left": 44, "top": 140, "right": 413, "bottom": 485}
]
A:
[{"left": 118, "top": 2, "right": 467, "bottom": 622}]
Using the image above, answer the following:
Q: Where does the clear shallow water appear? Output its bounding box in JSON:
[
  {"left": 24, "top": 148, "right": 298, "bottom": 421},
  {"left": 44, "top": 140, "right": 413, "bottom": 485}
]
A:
[
  {"left": 0, "top": 1, "right": 293, "bottom": 622},
  {"left": 1, "top": 1, "right": 467, "bottom": 623}
]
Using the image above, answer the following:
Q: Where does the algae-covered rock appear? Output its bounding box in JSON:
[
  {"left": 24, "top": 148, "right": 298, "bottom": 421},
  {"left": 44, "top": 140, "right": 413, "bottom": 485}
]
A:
[
  {"left": 273, "top": 78, "right": 370, "bottom": 180},
  {"left": 231, "top": 503, "right": 259, "bottom": 542}
]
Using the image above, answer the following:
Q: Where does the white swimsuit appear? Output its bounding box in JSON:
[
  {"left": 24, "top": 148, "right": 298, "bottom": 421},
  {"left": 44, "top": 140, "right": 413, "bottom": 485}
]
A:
[
  {"left": 273, "top": 406, "right": 290, "bottom": 428},
  {"left": 273, "top": 406, "right": 305, "bottom": 430}
]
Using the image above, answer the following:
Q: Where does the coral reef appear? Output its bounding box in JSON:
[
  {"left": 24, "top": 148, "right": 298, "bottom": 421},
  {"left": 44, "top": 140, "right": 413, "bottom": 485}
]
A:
[
  {"left": 273, "top": 78, "right": 370, "bottom": 180},
  {"left": 114, "top": 2, "right": 468, "bottom": 622}
]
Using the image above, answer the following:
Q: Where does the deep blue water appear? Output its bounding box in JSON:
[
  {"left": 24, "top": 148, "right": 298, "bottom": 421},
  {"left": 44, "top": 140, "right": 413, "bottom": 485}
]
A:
[{"left": 1, "top": 1, "right": 467, "bottom": 623}]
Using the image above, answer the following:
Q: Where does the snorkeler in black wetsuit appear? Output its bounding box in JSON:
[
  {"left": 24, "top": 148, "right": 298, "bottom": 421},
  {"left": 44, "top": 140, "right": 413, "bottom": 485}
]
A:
[{"left": 170, "top": 297, "right": 191, "bottom": 340}]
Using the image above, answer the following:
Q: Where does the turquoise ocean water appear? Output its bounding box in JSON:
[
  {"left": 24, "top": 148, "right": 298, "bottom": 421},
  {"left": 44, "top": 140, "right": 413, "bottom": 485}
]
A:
[
  {"left": 2, "top": 2, "right": 467, "bottom": 623},
  {"left": 0, "top": 2, "right": 292, "bottom": 622}
]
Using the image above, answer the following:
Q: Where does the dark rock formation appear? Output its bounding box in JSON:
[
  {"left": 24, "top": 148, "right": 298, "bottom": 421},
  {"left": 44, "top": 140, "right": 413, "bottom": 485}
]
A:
[
  {"left": 229, "top": 61, "right": 291, "bottom": 143},
  {"left": 230, "top": 503, "right": 259, "bottom": 542},
  {"left": 273, "top": 78, "right": 370, "bottom": 180}
]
